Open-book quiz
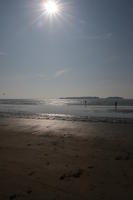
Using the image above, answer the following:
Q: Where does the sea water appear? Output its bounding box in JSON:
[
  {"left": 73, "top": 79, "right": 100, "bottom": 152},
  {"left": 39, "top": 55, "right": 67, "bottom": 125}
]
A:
[{"left": 0, "top": 98, "right": 133, "bottom": 123}]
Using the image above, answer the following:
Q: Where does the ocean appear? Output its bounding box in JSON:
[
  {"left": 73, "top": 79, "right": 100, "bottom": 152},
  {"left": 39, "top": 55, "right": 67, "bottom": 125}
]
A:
[{"left": 0, "top": 98, "right": 133, "bottom": 123}]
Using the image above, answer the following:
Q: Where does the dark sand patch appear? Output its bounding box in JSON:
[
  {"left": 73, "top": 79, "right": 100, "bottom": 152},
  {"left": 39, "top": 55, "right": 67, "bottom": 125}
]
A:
[{"left": 0, "top": 118, "right": 133, "bottom": 199}]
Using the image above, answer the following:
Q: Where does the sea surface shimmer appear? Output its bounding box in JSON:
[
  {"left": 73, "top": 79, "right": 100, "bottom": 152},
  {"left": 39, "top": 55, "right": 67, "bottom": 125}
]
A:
[{"left": 0, "top": 98, "right": 133, "bottom": 123}]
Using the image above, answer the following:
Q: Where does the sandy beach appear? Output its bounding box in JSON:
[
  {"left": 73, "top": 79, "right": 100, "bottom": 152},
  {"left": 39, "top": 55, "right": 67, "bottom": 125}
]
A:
[{"left": 0, "top": 118, "right": 133, "bottom": 200}]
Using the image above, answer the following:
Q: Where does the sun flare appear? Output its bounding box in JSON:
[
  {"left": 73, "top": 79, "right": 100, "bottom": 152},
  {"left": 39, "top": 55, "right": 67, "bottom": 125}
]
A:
[{"left": 44, "top": 1, "right": 60, "bottom": 16}]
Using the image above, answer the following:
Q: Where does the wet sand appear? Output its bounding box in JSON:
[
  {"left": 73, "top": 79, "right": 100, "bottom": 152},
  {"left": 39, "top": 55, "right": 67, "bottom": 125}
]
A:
[{"left": 0, "top": 118, "right": 133, "bottom": 200}]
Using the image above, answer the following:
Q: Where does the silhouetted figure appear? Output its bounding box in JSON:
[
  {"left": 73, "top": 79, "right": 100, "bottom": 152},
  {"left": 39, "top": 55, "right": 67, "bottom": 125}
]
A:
[
  {"left": 84, "top": 100, "right": 87, "bottom": 106},
  {"left": 115, "top": 101, "right": 118, "bottom": 111}
]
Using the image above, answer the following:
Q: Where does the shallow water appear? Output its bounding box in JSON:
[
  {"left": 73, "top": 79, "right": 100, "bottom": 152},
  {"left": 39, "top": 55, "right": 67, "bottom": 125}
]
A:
[{"left": 0, "top": 99, "right": 133, "bottom": 123}]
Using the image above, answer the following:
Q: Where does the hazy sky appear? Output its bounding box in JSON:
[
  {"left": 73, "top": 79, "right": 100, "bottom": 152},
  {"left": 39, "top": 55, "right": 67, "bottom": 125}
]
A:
[{"left": 0, "top": 0, "right": 133, "bottom": 98}]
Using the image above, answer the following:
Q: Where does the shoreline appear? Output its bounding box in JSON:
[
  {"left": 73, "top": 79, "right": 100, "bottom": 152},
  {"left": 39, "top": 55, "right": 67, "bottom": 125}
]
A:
[
  {"left": 0, "top": 118, "right": 133, "bottom": 199},
  {"left": 0, "top": 115, "right": 133, "bottom": 124}
]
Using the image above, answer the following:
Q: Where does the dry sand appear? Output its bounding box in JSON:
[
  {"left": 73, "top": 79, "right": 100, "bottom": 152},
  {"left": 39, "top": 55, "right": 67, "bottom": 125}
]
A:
[{"left": 0, "top": 118, "right": 133, "bottom": 200}]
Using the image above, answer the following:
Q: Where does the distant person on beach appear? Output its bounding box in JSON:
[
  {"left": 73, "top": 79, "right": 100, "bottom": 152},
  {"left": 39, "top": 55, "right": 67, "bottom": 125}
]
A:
[
  {"left": 115, "top": 101, "right": 118, "bottom": 111},
  {"left": 84, "top": 100, "right": 87, "bottom": 106}
]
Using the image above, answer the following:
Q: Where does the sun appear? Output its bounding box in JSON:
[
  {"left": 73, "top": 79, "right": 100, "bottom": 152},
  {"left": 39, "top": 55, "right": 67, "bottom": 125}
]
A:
[{"left": 44, "top": 1, "right": 60, "bottom": 16}]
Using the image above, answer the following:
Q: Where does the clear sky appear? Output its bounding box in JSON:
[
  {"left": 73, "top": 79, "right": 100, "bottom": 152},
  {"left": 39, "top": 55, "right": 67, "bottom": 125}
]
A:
[{"left": 0, "top": 0, "right": 133, "bottom": 98}]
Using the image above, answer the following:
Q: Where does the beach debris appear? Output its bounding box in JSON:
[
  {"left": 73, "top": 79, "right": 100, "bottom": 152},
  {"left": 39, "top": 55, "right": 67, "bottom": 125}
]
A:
[
  {"left": 60, "top": 174, "right": 66, "bottom": 180},
  {"left": 52, "top": 141, "right": 57, "bottom": 146},
  {"left": 37, "top": 143, "right": 44, "bottom": 146},
  {"left": 88, "top": 165, "right": 94, "bottom": 169},
  {"left": 46, "top": 161, "right": 50, "bottom": 165},
  {"left": 115, "top": 156, "right": 122, "bottom": 160},
  {"left": 28, "top": 171, "right": 35, "bottom": 176},
  {"left": 60, "top": 169, "right": 83, "bottom": 180},
  {"left": 9, "top": 194, "right": 17, "bottom": 200},
  {"left": 115, "top": 152, "right": 131, "bottom": 161},
  {"left": 27, "top": 190, "right": 32, "bottom": 194},
  {"left": 90, "top": 184, "right": 96, "bottom": 191},
  {"left": 72, "top": 169, "right": 83, "bottom": 178},
  {"left": 123, "top": 171, "right": 127, "bottom": 177}
]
